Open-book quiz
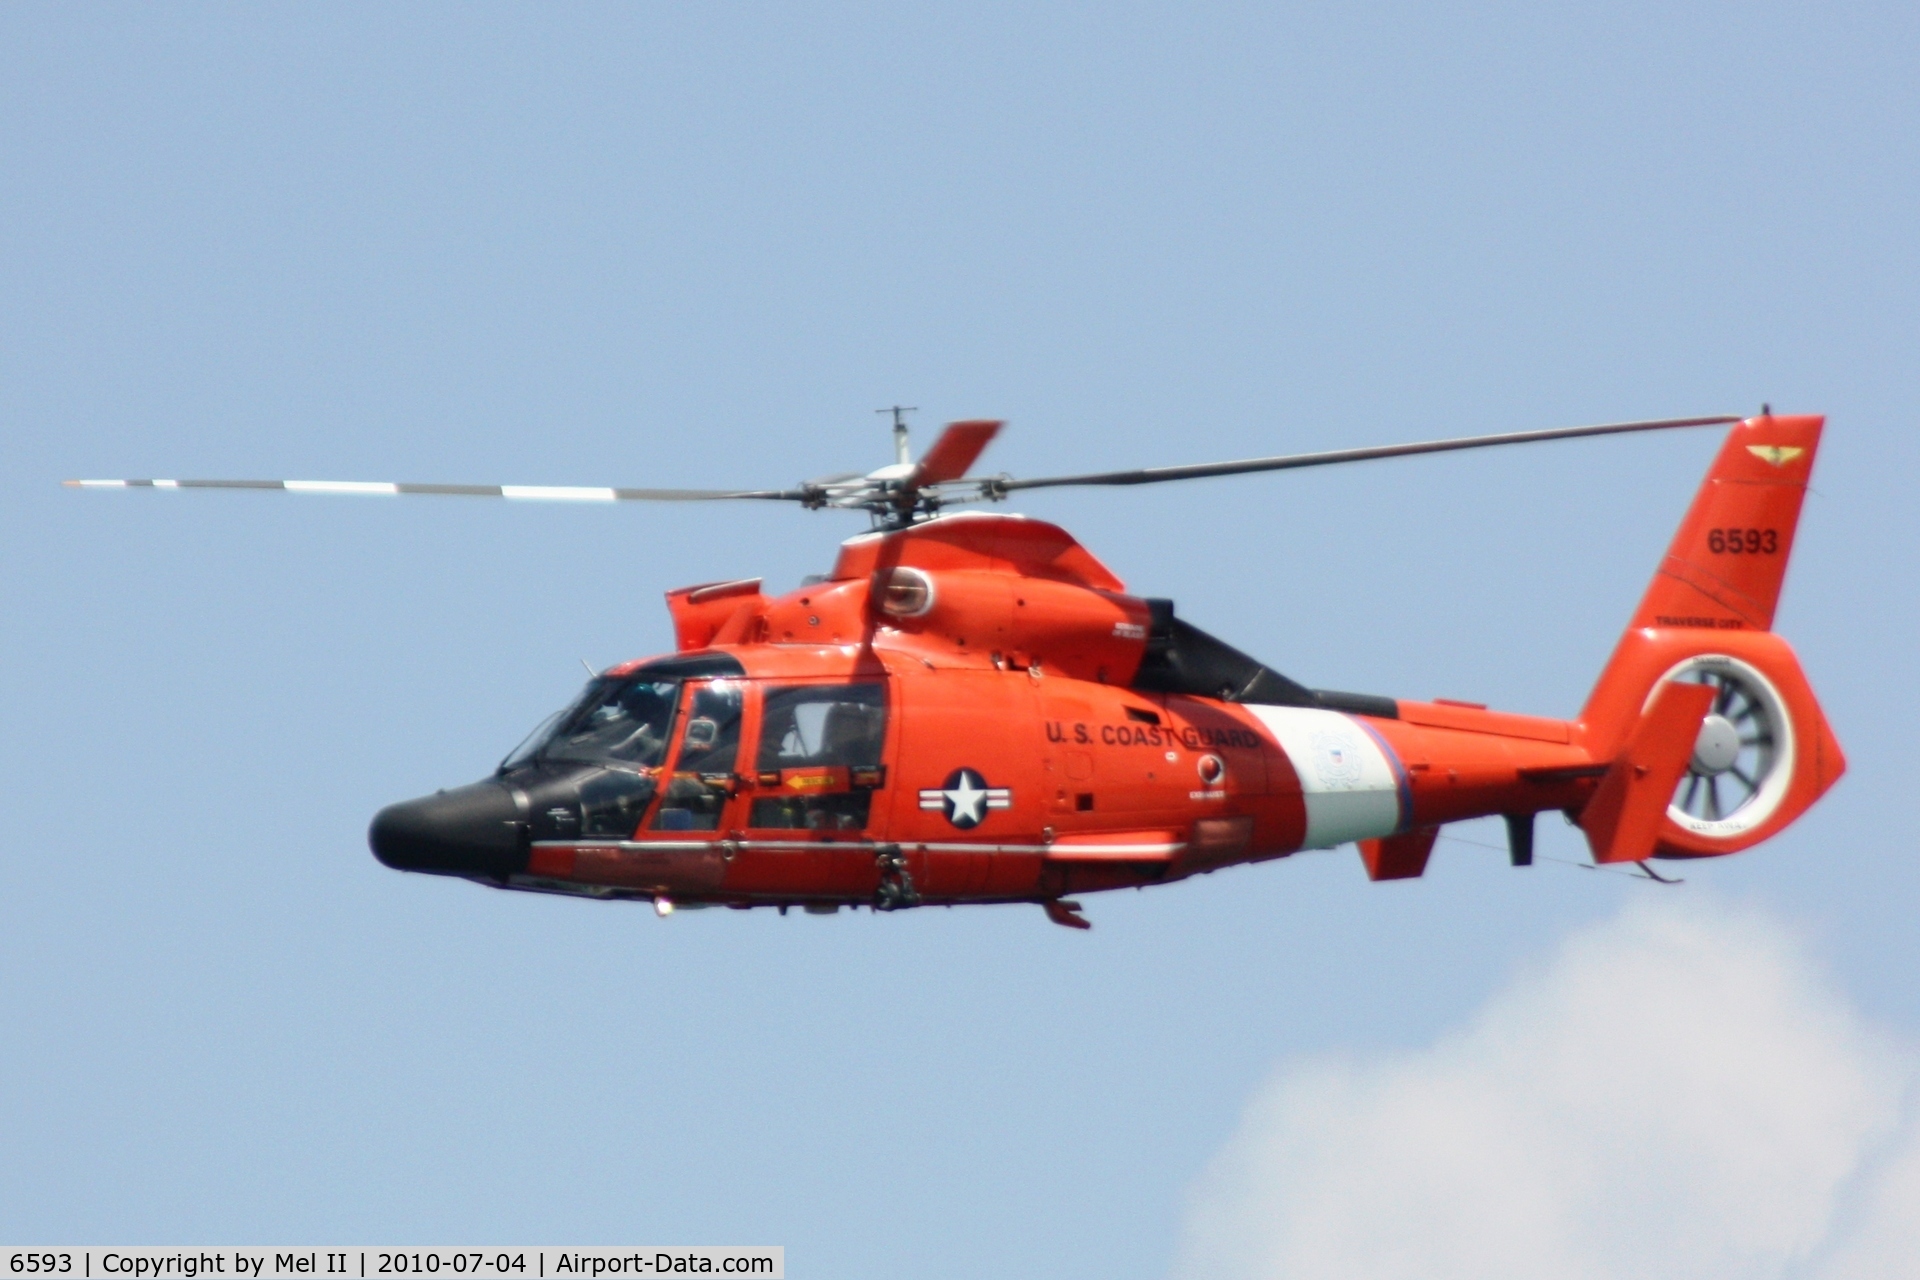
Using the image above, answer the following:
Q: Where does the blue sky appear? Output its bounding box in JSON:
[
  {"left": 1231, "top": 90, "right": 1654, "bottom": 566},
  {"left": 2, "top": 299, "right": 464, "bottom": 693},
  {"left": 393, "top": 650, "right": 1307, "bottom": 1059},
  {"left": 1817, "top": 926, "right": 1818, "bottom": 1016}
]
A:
[{"left": 3, "top": 5, "right": 1916, "bottom": 1276}]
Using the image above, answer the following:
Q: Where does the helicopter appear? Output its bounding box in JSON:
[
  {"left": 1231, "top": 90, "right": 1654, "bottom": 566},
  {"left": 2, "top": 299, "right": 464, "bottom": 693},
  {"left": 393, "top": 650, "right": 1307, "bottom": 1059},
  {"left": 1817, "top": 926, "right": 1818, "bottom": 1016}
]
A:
[{"left": 68, "top": 410, "right": 1843, "bottom": 928}]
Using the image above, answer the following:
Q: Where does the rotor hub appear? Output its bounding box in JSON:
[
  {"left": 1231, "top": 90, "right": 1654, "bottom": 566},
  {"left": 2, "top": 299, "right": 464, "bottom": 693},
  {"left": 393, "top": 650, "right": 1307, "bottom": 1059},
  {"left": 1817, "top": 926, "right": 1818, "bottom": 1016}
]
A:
[{"left": 1689, "top": 713, "right": 1741, "bottom": 776}]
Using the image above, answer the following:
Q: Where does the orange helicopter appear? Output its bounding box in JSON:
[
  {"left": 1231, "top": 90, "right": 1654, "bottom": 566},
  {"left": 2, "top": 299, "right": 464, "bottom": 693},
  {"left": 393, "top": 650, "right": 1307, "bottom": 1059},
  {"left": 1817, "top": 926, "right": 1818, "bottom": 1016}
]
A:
[{"left": 68, "top": 410, "right": 1843, "bottom": 927}]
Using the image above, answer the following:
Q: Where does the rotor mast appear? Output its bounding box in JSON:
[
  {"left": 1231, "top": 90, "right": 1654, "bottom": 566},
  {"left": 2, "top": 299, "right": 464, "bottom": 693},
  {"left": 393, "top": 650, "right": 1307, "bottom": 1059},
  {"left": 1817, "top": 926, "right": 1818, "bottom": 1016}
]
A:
[
  {"left": 871, "top": 405, "right": 925, "bottom": 530},
  {"left": 880, "top": 405, "right": 917, "bottom": 467}
]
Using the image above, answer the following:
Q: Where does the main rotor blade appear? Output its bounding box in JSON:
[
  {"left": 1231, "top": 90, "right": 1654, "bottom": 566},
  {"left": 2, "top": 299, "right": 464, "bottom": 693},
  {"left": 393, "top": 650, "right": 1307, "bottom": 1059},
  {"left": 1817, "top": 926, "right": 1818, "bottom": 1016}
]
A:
[
  {"left": 991, "top": 415, "right": 1740, "bottom": 493},
  {"left": 906, "top": 419, "right": 1002, "bottom": 488},
  {"left": 62, "top": 478, "right": 809, "bottom": 502}
]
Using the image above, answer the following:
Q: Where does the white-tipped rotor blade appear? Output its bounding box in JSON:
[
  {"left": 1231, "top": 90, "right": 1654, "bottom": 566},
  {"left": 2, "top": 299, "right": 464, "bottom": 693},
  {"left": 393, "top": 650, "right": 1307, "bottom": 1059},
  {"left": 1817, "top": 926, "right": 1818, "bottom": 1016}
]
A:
[
  {"left": 284, "top": 481, "right": 400, "bottom": 495},
  {"left": 63, "top": 478, "right": 809, "bottom": 502}
]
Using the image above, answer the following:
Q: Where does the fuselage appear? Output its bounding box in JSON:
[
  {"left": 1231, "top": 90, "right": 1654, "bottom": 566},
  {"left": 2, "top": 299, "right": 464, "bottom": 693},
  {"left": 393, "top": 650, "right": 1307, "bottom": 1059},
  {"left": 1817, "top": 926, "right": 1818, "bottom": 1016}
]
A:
[
  {"left": 506, "top": 648, "right": 1600, "bottom": 908},
  {"left": 370, "top": 512, "right": 1608, "bottom": 909}
]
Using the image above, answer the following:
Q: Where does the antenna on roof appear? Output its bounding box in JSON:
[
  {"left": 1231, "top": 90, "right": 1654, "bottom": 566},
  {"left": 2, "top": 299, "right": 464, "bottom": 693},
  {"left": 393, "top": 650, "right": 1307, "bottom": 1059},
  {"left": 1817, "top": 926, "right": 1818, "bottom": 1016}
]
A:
[{"left": 878, "top": 405, "right": 918, "bottom": 466}]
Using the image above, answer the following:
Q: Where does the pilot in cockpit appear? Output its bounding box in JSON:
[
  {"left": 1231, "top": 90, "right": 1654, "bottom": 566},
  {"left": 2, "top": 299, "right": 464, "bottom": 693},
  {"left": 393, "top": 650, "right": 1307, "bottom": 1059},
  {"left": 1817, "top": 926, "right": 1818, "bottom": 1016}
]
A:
[{"left": 561, "top": 679, "right": 676, "bottom": 767}]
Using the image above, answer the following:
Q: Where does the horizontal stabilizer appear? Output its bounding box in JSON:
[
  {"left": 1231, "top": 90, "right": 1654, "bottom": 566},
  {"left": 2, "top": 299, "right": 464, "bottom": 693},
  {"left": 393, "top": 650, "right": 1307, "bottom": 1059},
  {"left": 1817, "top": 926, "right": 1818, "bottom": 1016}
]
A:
[{"left": 1581, "top": 682, "right": 1716, "bottom": 864}]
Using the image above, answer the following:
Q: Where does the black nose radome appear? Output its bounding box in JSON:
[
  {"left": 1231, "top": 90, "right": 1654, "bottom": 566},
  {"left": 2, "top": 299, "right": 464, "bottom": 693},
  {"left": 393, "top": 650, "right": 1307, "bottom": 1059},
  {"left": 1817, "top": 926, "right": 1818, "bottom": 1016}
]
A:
[{"left": 369, "top": 781, "right": 527, "bottom": 878}]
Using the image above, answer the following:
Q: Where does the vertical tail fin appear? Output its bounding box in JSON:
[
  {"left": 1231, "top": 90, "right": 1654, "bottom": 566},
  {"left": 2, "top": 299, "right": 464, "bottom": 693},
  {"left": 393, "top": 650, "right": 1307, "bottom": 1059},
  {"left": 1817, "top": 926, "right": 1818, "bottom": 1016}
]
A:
[
  {"left": 1578, "top": 413, "right": 1844, "bottom": 859},
  {"left": 1626, "top": 413, "right": 1823, "bottom": 632}
]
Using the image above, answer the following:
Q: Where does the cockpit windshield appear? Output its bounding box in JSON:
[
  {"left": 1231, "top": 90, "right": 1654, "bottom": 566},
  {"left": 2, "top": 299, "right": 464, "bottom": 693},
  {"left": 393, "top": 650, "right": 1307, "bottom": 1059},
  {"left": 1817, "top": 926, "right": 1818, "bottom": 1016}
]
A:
[{"left": 499, "top": 675, "right": 683, "bottom": 771}]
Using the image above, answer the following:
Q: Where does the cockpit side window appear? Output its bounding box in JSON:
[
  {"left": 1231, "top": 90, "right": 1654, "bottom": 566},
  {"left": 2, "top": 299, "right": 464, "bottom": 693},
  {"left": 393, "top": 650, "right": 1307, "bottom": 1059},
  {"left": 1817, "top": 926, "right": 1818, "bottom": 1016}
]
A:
[
  {"left": 750, "top": 682, "right": 888, "bottom": 831},
  {"left": 756, "top": 682, "right": 887, "bottom": 770},
  {"left": 675, "top": 681, "right": 744, "bottom": 776},
  {"left": 652, "top": 680, "right": 745, "bottom": 832}
]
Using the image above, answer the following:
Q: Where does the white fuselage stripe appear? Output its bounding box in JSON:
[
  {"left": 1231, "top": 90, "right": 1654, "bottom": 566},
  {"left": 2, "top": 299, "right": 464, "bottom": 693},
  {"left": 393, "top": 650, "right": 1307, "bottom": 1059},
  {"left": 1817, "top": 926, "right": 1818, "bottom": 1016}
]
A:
[{"left": 1246, "top": 705, "right": 1405, "bottom": 848}]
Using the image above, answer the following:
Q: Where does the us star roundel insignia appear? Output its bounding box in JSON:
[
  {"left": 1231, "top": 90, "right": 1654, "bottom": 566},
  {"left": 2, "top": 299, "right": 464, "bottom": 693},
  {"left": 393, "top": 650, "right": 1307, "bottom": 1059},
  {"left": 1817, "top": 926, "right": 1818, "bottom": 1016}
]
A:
[{"left": 918, "top": 768, "right": 1013, "bottom": 829}]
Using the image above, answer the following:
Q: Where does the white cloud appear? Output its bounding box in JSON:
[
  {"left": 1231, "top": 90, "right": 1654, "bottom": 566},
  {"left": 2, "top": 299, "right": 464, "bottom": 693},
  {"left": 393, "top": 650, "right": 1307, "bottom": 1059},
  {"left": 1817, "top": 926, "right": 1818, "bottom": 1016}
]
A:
[{"left": 1171, "top": 899, "right": 1919, "bottom": 1280}]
